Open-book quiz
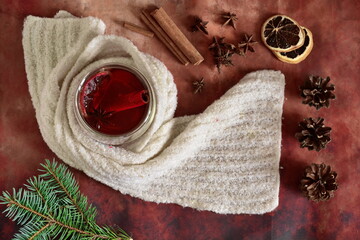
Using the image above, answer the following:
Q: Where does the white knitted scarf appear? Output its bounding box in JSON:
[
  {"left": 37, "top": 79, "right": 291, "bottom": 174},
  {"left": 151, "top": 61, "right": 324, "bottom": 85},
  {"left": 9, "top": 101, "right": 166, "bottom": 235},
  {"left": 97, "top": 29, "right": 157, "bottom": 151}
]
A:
[{"left": 23, "top": 11, "right": 285, "bottom": 214}]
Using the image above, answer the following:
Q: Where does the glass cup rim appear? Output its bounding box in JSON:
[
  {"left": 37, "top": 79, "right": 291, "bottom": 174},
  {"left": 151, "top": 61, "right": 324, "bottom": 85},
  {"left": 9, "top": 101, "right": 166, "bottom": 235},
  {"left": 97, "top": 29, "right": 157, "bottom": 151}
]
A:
[{"left": 74, "top": 63, "right": 156, "bottom": 145}]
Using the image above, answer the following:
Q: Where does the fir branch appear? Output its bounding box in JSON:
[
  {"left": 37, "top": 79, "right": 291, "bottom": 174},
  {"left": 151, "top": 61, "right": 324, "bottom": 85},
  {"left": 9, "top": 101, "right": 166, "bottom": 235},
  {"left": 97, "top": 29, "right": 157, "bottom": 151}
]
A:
[
  {"left": 3, "top": 192, "right": 115, "bottom": 239},
  {"left": 25, "top": 177, "right": 57, "bottom": 216},
  {"left": 28, "top": 222, "right": 52, "bottom": 240},
  {"left": 0, "top": 159, "right": 132, "bottom": 240},
  {"left": 15, "top": 220, "right": 51, "bottom": 240},
  {"left": 39, "top": 160, "right": 96, "bottom": 227}
]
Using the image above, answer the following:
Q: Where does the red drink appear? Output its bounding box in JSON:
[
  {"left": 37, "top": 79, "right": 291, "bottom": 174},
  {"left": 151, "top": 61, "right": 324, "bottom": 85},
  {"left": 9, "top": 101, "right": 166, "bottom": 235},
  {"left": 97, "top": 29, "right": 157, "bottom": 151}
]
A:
[{"left": 78, "top": 68, "right": 149, "bottom": 135}]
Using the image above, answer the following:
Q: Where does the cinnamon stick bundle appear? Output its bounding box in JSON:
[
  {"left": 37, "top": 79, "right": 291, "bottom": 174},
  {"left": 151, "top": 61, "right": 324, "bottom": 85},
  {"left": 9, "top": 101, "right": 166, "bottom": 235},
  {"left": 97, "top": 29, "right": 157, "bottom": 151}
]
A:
[
  {"left": 150, "top": 8, "right": 204, "bottom": 65},
  {"left": 141, "top": 11, "right": 190, "bottom": 65}
]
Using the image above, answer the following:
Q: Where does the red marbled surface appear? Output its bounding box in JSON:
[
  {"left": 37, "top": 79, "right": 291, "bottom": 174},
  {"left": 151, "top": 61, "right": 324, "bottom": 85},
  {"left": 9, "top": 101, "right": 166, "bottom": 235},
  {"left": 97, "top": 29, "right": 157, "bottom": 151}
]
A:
[{"left": 0, "top": 0, "right": 359, "bottom": 239}]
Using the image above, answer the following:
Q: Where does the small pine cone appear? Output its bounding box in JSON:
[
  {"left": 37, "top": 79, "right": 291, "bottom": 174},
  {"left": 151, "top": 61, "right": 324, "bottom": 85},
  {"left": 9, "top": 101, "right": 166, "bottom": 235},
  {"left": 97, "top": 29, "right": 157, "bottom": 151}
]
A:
[
  {"left": 295, "top": 117, "right": 331, "bottom": 151},
  {"left": 300, "top": 75, "right": 335, "bottom": 110},
  {"left": 300, "top": 163, "right": 338, "bottom": 202}
]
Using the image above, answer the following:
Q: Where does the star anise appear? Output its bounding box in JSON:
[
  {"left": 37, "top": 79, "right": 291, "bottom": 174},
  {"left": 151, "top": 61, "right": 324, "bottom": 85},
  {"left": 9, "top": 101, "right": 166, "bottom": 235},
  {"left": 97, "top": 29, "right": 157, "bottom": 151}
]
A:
[
  {"left": 215, "top": 50, "right": 234, "bottom": 68},
  {"left": 209, "top": 37, "right": 225, "bottom": 72},
  {"left": 191, "top": 17, "right": 209, "bottom": 35},
  {"left": 209, "top": 37, "right": 236, "bottom": 55},
  {"left": 209, "top": 37, "right": 243, "bottom": 73},
  {"left": 209, "top": 37, "right": 223, "bottom": 53},
  {"left": 87, "top": 107, "right": 114, "bottom": 130},
  {"left": 220, "top": 42, "right": 237, "bottom": 54},
  {"left": 232, "top": 46, "right": 245, "bottom": 56},
  {"left": 193, "top": 77, "right": 205, "bottom": 94},
  {"left": 238, "top": 34, "right": 257, "bottom": 55},
  {"left": 222, "top": 12, "right": 238, "bottom": 29}
]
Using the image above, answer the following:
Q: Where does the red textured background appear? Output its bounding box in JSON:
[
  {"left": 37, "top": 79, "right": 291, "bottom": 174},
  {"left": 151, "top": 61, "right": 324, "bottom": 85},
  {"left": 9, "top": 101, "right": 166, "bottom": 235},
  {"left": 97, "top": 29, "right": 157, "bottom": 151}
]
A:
[{"left": 1, "top": 0, "right": 359, "bottom": 239}]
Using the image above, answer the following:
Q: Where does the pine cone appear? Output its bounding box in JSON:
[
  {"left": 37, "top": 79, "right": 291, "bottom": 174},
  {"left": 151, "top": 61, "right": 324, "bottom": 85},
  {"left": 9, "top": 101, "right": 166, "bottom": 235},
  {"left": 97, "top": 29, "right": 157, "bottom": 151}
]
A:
[
  {"left": 295, "top": 117, "right": 331, "bottom": 151},
  {"left": 300, "top": 163, "right": 338, "bottom": 202},
  {"left": 300, "top": 75, "right": 335, "bottom": 110}
]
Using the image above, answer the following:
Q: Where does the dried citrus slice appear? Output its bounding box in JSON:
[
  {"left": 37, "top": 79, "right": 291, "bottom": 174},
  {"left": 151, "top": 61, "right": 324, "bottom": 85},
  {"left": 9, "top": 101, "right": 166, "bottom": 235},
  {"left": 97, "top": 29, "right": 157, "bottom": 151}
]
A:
[
  {"left": 261, "top": 15, "right": 305, "bottom": 52},
  {"left": 273, "top": 27, "right": 313, "bottom": 64}
]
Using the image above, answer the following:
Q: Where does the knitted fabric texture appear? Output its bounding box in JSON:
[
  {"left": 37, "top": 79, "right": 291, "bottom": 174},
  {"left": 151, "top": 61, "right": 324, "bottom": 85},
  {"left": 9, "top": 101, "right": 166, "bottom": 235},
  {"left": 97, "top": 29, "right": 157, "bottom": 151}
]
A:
[{"left": 23, "top": 11, "right": 285, "bottom": 214}]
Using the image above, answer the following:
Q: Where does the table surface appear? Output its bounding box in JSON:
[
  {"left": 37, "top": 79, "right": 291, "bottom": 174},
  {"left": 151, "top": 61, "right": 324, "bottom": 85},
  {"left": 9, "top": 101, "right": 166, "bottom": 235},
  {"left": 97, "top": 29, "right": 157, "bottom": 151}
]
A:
[{"left": 1, "top": 0, "right": 359, "bottom": 239}]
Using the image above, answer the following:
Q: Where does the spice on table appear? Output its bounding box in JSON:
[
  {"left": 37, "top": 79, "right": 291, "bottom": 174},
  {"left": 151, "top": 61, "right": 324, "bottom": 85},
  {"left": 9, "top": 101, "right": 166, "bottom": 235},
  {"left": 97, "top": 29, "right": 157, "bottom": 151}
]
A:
[
  {"left": 141, "top": 11, "right": 189, "bottom": 65},
  {"left": 191, "top": 17, "right": 209, "bottom": 35},
  {"left": 295, "top": 117, "right": 331, "bottom": 151},
  {"left": 300, "top": 163, "right": 338, "bottom": 202},
  {"left": 215, "top": 51, "right": 234, "bottom": 73},
  {"left": 238, "top": 34, "right": 257, "bottom": 55},
  {"left": 208, "top": 37, "right": 241, "bottom": 73},
  {"left": 123, "top": 22, "right": 154, "bottom": 38},
  {"left": 150, "top": 7, "right": 204, "bottom": 65},
  {"left": 219, "top": 38, "right": 238, "bottom": 54},
  {"left": 208, "top": 36, "right": 222, "bottom": 53},
  {"left": 193, "top": 77, "right": 205, "bottom": 94},
  {"left": 222, "top": 12, "right": 238, "bottom": 29},
  {"left": 300, "top": 75, "right": 336, "bottom": 110}
]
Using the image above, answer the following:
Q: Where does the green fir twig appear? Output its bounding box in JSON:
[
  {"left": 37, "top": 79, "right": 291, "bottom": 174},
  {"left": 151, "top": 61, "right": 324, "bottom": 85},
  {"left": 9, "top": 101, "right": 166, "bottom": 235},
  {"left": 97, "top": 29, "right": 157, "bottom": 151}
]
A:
[{"left": 0, "top": 159, "right": 132, "bottom": 240}]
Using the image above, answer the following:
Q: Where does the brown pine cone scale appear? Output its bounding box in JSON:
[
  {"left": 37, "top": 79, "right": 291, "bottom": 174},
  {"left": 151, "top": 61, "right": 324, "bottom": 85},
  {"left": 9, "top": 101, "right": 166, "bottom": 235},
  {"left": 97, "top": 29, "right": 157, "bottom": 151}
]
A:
[
  {"left": 295, "top": 117, "right": 331, "bottom": 151},
  {"left": 300, "top": 75, "right": 335, "bottom": 110},
  {"left": 300, "top": 163, "right": 338, "bottom": 202}
]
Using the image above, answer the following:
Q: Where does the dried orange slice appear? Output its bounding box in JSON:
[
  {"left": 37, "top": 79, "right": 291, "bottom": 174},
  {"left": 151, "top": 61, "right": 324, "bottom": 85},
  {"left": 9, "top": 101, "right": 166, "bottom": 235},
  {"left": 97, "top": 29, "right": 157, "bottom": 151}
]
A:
[
  {"left": 261, "top": 15, "right": 305, "bottom": 52},
  {"left": 273, "top": 27, "right": 313, "bottom": 64}
]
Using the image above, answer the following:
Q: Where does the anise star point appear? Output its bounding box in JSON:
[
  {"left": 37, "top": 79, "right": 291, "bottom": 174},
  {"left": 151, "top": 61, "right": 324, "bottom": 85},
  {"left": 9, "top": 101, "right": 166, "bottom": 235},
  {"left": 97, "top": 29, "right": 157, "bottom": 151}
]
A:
[
  {"left": 209, "top": 37, "right": 241, "bottom": 73},
  {"left": 191, "top": 17, "right": 209, "bottom": 35},
  {"left": 222, "top": 12, "right": 238, "bottom": 29},
  {"left": 193, "top": 77, "right": 205, "bottom": 94},
  {"left": 238, "top": 34, "right": 257, "bottom": 55}
]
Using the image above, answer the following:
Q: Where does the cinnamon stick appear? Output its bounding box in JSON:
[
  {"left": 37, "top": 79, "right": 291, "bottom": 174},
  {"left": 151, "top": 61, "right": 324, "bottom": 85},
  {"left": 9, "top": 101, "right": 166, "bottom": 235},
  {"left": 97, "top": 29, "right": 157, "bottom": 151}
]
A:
[
  {"left": 102, "top": 90, "right": 149, "bottom": 113},
  {"left": 150, "top": 7, "right": 204, "bottom": 65},
  {"left": 140, "top": 11, "right": 189, "bottom": 65},
  {"left": 123, "top": 22, "right": 154, "bottom": 38}
]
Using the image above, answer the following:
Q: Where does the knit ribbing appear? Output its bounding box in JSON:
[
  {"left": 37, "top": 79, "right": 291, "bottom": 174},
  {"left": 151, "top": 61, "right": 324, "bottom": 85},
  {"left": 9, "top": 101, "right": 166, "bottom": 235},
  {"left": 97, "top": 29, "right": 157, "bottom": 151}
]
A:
[{"left": 23, "top": 11, "right": 285, "bottom": 214}]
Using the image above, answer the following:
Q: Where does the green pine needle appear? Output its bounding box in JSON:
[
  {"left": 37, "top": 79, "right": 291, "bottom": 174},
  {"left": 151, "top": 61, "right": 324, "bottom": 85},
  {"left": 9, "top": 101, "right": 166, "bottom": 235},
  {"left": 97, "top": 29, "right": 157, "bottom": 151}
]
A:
[{"left": 0, "top": 159, "right": 132, "bottom": 240}]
